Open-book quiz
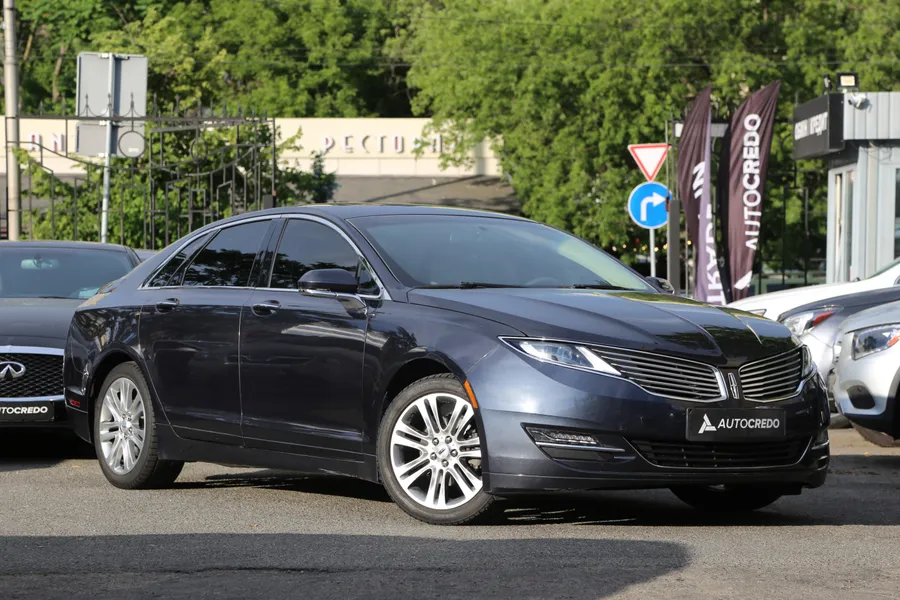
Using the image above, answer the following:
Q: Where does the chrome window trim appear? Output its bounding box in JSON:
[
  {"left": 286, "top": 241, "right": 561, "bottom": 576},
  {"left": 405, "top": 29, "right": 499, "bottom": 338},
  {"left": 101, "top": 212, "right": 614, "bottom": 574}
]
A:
[
  {"left": 138, "top": 214, "right": 391, "bottom": 301},
  {"left": 0, "top": 345, "right": 64, "bottom": 356},
  {"left": 0, "top": 394, "right": 64, "bottom": 403},
  {"left": 499, "top": 336, "right": 728, "bottom": 403}
]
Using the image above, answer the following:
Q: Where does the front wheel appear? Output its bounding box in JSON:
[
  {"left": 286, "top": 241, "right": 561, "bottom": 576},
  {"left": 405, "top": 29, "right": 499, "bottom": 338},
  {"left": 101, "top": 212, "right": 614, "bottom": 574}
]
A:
[
  {"left": 94, "top": 362, "right": 184, "bottom": 489},
  {"left": 670, "top": 485, "right": 783, "bottom": 512},
  {"left": 377, "top": 374, "right": 494, "bottom": 525}
]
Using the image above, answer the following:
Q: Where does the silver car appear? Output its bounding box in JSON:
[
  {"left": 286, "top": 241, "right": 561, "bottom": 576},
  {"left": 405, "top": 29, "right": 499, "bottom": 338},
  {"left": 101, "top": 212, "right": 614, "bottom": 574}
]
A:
[{"left": 831, "top": 300, "right": 900, "bottom": 447}]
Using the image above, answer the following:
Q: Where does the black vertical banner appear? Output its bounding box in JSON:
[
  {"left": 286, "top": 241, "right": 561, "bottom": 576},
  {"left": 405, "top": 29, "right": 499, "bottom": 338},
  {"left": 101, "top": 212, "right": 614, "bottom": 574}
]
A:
[
  {"left": 718, "top": 80, "right": 781, "bottom": 302},
  {"left": 676, "top": 86, "right": 711, "bottom": 248}
]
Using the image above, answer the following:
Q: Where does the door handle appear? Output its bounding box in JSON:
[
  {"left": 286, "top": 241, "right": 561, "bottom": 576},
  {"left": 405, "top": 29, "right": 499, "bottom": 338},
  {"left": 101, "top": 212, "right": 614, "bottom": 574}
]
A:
[
  {"left": 252, "top": 300, "right": 280, "bottom": 316},
  {"left": 156, "top": 298, "right": 180, "bottom": 312}
]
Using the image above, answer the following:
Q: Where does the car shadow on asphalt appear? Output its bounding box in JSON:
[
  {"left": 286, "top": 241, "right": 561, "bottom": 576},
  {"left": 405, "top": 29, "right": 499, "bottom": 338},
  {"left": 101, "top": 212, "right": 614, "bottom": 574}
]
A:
[
  {"left": 0, "top": 430, "right": 94, "bottom": 473},
  {"left": 176, "top": 470, "right": 394, "bottom": 502},
  {"left": 0, "top": 534, "right": 689, "bottom": 600},
  {"left": 174, "top": 454, "right": 900, "bottom": 527}
]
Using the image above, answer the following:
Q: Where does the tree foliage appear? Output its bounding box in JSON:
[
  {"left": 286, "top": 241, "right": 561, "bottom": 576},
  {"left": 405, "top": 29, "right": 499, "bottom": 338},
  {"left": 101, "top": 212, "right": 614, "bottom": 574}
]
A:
[{"left": 4, "top": 0, "right": 899, "bottom": 271}]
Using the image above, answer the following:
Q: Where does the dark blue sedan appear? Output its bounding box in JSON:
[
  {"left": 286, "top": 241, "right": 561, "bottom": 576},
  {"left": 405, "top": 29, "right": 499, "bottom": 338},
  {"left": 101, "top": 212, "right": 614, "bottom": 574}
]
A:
[{"left": 63, "top": 206, "right": 829, "bottom": 524}]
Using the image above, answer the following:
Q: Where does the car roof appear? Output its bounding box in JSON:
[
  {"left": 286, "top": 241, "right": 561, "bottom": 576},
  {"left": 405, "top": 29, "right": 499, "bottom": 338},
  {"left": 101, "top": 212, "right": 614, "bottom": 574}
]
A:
[
  {"left": 0, "top": 240, "right": 132, "bottom": 252},
  {"left": 241, "top": 204, "right": 529, "bottom": 221}
]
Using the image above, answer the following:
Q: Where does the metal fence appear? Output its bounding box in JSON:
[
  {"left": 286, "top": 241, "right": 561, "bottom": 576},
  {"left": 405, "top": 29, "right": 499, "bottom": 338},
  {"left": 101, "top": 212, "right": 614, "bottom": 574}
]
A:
[{"left": 2, "top": 104, "right": 279, "bottom": 249}]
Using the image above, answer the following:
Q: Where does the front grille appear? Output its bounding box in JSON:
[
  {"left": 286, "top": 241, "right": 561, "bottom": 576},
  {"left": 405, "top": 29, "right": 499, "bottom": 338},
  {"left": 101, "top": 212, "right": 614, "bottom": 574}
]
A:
[
  {"left": 739, "top": 348, "right": 803, "bottom": 401},
  {"left": 0, "top": 352, "right": 64, "bottom": 399},
  {"left": 630, "top": 438, "right": 810, "bottom": 469},
  {"left": 590, "top": 347, "right": 723, "bottom": 401}
]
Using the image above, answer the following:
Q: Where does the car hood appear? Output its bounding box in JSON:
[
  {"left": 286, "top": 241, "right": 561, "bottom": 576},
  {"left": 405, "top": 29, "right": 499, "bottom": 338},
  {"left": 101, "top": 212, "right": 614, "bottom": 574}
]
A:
[
  {"left": 0, "top": 297, "right": 82, "bottom": 348},
  {"left": 409, "top": 289, "right": 796, "bottom": 366},
  {"left": 836, "top": 300, "right": 900, "bottom": 336}
]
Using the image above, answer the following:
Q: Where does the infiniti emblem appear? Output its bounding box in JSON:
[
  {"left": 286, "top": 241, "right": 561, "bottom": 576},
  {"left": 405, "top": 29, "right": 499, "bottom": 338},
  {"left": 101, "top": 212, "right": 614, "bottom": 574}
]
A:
[
  {"left": 0, "top": 361, "right": 26, "bottom": 381},
  {"left": 726, "top": 372, "right": 740, "bottom": 399}
]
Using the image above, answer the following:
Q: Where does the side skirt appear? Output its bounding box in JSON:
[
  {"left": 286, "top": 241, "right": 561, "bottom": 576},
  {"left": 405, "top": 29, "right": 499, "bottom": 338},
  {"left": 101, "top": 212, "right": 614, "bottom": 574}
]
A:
[{"left": 156, "top": 423, "right": 378, "bottom": 482}]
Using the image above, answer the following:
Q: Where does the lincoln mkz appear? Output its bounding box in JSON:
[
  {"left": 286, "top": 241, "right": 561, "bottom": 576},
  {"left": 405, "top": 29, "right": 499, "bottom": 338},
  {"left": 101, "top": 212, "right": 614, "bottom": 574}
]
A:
[{"left": 63, "top": 206, "right": 830, "bottom": 524}]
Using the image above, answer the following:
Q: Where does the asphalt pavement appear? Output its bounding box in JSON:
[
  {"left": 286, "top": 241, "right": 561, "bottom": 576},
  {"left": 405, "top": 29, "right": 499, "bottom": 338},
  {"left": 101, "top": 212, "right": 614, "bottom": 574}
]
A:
[{"left": 1, "top": 428, "right": 898, "bottom": 600}]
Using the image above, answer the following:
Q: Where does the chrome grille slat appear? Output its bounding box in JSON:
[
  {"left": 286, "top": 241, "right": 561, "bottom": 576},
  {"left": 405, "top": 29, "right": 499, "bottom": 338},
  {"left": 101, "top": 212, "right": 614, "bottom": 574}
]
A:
[
  {"left": 605, "top": 362, "right": 721, "bottom": 384},
  {"left": 742, "top": 370, "right": 803, "bottom": 387},
  {"left": 598, "top": 351, "right": 714, "bottom": 375},
  {"left": 738, "top": 348, "right": 804, "bottom": 401},
  {"left": 590, "top": 346, "right": 723, "bottom": 401},
  {"left": 739, "top": 359, "right": 802, "bottom": 380}
]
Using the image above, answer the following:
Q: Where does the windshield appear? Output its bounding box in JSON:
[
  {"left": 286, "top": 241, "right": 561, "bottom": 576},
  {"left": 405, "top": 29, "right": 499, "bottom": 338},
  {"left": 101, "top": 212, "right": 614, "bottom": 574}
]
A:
[
  {"left": 0, "top": 246, "right": 135, "bottom": 299},
  {"left": 351, "top": 215, "right": 654, "bottom": 291}
]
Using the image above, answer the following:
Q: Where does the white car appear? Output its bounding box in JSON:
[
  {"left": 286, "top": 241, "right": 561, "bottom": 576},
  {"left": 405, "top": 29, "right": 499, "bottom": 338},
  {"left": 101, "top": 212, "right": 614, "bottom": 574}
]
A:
[{"left": 729, "top": 257, "right": 900, "bottom": 320}]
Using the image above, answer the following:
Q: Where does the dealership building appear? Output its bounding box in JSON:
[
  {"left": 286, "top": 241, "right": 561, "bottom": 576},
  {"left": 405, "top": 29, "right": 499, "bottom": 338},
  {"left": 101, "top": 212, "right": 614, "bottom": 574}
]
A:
[{"left": 793, "top": 91, "right": 900, "bottom": 283}]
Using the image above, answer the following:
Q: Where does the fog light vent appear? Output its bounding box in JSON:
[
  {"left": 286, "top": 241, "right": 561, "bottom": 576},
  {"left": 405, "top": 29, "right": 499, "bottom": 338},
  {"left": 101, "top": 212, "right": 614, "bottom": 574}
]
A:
[{"left": 526, "top": 427, "right": 597, "bottom": 446}]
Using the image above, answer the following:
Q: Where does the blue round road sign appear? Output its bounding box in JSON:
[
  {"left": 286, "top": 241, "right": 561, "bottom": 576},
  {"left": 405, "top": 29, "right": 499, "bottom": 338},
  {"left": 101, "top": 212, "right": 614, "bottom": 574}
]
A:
[{"left": 627, "top": 182, "right": 670, "bottom": 230}]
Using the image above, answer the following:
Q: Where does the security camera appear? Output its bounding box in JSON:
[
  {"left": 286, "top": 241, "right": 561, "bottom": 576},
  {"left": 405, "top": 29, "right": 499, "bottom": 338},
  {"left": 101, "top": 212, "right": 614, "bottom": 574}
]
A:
[{"left": 846, "top": 93, "right": 868, "bottom": 109}]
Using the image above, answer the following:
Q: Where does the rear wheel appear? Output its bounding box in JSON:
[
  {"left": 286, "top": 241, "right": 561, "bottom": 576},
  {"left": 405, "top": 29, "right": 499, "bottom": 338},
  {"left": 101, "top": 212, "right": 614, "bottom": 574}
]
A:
[
  {"left": 377, "top": 374, "right": 493, "bottom": 525},
  {"left": 670, "top": 485, "right": 783, "bottom": 512},
  {"left": 94, "top": 362, "right": 183, "bottom": 489}
]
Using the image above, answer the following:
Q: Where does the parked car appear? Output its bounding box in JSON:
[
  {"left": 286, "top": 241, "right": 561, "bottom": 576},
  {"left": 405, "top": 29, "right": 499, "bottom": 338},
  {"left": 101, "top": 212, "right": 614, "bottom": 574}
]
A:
[
  {"left": 728, "top": 257, "right": 900, "bottom": 320},
  {"left": 780, "top": 286, "right": 900, "bottom": 385},
  {"left": 64, "top": 206, "right": 829, "bottom": 524},
  {"left": 0, "top": 241, "right": 141, "bottom": 429},
  {"left": 831, "top": 301, "right": 900, "bottom": 447}
]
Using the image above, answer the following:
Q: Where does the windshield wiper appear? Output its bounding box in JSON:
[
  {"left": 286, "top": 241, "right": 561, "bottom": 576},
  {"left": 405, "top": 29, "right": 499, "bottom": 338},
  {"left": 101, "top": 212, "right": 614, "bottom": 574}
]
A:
[
  {"left": 34, "top": 295, "right": 73, "bottom": 299},
  {"left": 565, "top": 284, "right": 631, "bottom": 291},
  {"left": 415, "top": 282, "right": 526, "bottom": 290}
]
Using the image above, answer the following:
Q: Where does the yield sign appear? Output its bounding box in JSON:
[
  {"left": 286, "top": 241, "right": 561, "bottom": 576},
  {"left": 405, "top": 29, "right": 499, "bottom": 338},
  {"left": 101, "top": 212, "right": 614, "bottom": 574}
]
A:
[{"left": 627, "top": 143, "right": 671, "bottom": 182}]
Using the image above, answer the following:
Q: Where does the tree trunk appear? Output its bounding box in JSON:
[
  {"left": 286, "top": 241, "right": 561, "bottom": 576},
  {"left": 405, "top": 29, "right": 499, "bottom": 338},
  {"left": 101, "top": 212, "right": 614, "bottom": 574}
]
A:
[{"left": 51, "top": 43, "right": 68, "bottom": 104}]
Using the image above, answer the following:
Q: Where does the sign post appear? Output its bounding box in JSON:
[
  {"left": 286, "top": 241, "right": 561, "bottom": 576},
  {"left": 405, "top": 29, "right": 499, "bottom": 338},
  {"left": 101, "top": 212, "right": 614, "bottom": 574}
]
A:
[
  {"left": 627, "top": 144, "right": 671, "bottom": 279},
  {"left": 627, "top": 182, "right": 671, "bottom": 277}
]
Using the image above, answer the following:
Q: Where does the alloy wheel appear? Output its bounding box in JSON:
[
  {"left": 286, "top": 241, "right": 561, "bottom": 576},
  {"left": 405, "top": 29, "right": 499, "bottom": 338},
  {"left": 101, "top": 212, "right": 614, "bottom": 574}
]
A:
[
  {"left": 389, "top": 392, "right": 483, "bottom": 509},
  {"left": 98, "top": 377, "right": 146, "bottom": 475}
]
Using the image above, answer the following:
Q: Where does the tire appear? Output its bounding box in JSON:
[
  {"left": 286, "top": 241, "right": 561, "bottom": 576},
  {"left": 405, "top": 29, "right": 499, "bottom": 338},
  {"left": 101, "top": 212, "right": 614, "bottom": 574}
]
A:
[
  {"left": 670, "top": 485, "right": 783, "bottom": 512},
  {"left": 377, "top": 374, "right": 494, "bottom": 525},
  {"left": 93, "top": 362, "right": 184, "bottom": 489}
]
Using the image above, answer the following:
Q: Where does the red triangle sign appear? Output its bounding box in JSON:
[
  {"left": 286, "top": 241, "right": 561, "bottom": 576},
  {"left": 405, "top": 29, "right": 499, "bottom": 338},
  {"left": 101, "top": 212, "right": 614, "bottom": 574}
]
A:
[{"left": 628, "top": 143, "right": 671, "bottom": 182}]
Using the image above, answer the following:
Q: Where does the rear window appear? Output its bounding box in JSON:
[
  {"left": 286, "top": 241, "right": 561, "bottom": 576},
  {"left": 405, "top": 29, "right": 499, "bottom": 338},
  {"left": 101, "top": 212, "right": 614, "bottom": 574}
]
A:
[{"left": 0, "top": 246, "right": 135, "bottom": 299}]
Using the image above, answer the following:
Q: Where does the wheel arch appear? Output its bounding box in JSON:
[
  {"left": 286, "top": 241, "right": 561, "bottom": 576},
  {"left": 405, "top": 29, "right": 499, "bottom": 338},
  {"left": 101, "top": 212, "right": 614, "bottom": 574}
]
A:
[
  {"left": 378, "top": 355, "right": 464, "bottom": 419},
  {"left": 86, "top": 348, "right": 157, "bottom": 443}
]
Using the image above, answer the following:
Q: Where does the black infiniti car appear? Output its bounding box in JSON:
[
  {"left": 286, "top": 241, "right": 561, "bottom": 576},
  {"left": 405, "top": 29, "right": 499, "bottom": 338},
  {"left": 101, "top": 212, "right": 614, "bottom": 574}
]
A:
[
  {"left": 1, "top": 241, "right": 140, "bottom": 428},
  {"left": 63, "top": 206, "right": 830, "bottom": 524}
]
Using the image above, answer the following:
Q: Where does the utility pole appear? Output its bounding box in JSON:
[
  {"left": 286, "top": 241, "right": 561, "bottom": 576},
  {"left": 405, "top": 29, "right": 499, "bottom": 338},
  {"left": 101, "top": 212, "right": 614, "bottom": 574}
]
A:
[
  {"left": 99, "top": 53, "right": 117, "bottom": 244},
  {"left": 3, "top": 0, "right": 21, "bottom": 240}
]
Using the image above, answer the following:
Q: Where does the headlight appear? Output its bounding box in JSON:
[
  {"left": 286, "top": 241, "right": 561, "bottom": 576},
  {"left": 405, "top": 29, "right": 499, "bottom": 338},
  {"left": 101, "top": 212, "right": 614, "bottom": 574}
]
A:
[
  {"left": 747, "top": 308, "right": 767, "bottom": 316},
  {"left": 801, "top": 344, "right": 815, "bottom": 377},
  {"left": 501, "top": 338, "right": 621, "bottom": 375},
  {"left": 781, "top": 308, "right": 840, "bottom": 336},
  {"left": 851, "top": 324, "right": 900, "bottom": 360}
]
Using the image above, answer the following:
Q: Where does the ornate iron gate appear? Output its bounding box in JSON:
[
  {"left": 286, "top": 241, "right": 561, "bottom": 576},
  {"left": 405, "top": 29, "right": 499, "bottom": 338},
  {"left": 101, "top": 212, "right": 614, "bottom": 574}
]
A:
[{"left": 3, "top": 103, "right": 280, "bottom": 249}]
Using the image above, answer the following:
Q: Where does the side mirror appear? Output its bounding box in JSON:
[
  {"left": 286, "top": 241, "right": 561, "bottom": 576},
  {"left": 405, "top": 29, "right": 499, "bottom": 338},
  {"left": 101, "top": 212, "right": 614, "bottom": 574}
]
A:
[
  {"left": 299, "top": 268, "right": 359, "bottom": 296},
  {"left": 647, "top": 276, "right": 675, "bottom": 294}
]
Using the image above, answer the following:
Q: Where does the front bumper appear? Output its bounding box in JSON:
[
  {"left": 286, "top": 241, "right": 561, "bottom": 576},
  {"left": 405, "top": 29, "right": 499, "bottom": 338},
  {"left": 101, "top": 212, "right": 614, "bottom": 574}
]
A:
[
  {"left": 468, "top": 346, "right": 830, "bottom": 495},
  {"left": 832, "top": 336, "right": 899, "bottom": 439}
]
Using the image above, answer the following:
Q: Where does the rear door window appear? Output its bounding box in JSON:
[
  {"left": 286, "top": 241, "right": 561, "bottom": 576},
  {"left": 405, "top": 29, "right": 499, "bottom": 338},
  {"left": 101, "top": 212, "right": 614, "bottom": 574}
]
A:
[{"left": 180, "top": 221, "right": 270, "bottom": 287}]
